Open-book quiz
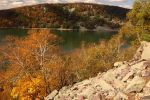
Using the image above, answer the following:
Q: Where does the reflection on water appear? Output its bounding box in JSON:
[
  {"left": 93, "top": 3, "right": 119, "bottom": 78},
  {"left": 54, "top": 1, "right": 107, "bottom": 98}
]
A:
[{"left": 0, "top": 28, "right": 116, "bottom": 51}]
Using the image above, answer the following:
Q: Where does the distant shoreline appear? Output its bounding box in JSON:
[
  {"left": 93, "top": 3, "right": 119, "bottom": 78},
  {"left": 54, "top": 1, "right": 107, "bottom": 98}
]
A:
[{"left": 0, "top": 27, "right": 118, "bottom": 32}]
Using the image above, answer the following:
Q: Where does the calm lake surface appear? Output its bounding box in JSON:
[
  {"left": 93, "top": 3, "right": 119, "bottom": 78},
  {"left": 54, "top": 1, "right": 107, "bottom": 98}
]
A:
[{"left": 0, "top": 28, "right": 116, "bottom": 51}]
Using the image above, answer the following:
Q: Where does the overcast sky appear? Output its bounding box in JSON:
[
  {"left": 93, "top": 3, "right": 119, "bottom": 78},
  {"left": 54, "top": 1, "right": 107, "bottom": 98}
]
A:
[{"left": 0, "top": 0, "right": 134, "bottom": 10}]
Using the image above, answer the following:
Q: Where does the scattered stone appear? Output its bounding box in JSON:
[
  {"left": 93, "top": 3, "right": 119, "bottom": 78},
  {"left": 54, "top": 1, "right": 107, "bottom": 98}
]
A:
[{"left": 114, "top": 62, "right": 124, "bottom": 67}]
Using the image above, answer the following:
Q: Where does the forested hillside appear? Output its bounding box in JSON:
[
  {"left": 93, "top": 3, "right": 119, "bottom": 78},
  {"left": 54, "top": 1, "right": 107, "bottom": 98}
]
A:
[{"left": 0, "top": 3, "right": 129, "bottom": 29}]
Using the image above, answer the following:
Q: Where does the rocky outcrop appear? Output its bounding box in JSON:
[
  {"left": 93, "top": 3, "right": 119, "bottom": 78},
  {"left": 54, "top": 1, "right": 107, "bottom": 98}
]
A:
[{"left": 45, "top": 41, "right": 150, "bottom": 100}]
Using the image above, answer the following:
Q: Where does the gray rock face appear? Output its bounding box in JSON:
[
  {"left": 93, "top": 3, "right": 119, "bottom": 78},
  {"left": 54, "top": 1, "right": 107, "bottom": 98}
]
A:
[{"left": 45, "top": 42, "right": 150, "bottom": 100}]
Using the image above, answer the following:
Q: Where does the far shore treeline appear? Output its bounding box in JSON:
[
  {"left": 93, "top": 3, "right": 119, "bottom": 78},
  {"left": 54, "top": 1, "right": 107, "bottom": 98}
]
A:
[{"left": 0, "top": 3, "right": 129, "bottom": 29}]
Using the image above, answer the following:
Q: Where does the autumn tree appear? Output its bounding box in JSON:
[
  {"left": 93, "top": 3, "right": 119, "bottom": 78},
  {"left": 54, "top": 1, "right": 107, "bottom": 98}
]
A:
[
  {"left": 0, "top": 29, "right": 79, "bottom": 100},
  {"left": 127, "top": 0, "right": 150, "bottom": 41},
  {"left": 1, "top": 29, "right": 60, "bottom": 99}
]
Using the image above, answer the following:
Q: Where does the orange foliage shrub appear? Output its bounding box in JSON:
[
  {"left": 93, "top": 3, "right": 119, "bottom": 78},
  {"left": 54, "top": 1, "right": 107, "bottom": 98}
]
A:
[{"left": 11, "top": 76, "right": 45, "bottom": 100}]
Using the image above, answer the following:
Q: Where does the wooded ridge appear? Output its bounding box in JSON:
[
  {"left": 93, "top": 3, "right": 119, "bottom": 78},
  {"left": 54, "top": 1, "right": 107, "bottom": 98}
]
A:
[{"left": 0, "top": 3, "right": 129, "bottom": 29}]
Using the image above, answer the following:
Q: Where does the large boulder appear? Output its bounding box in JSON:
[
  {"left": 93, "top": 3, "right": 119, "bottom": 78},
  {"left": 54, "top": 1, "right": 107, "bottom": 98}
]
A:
[{"left": 125, "top": 76, "right": 146, "bottom": 93}]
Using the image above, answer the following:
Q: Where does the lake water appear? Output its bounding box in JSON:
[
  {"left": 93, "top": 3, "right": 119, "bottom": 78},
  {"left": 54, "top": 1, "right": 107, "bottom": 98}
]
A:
[{"left": 0, "top": 28, "right": 116, "bottom": 51}]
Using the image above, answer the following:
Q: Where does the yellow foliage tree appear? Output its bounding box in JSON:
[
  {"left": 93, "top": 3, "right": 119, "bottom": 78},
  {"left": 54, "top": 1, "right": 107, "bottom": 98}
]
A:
[{"left": 11, "top": 76, "right": 45, "bottom": 100}]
